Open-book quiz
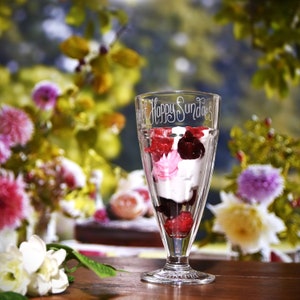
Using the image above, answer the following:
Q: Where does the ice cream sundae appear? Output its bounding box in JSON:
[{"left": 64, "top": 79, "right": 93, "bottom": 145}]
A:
[{"left": 145, "top": 125, "right": 211, "bottom": 238}]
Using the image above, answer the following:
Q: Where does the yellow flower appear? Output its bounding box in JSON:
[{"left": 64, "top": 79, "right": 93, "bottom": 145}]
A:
[{"left": 209, "top": 192, "right": 286, "bottom": 254}]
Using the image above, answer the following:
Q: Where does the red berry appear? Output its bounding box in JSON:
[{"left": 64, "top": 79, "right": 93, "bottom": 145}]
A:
[
  {"left": 94, "top": 208, "right": 109, "bottom": 223},
  {"left": 264, "top": 117, "right": 272, "bottom": 127},
  {"left": 236, "top": 150, "right": 245, "bottom": 162},
  {"left": 178, "top": 131, "right": 205, "bottom": 159},
  {"left": 185, "top": 126, "right": 208, "bottom": 138},
  {"left": 164, "top": 211, "right": 193, "bottom": 238}
]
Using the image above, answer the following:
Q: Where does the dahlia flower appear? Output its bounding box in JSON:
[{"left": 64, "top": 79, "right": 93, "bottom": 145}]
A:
[
  {"left": 0, "top": 105, "right": 34, "bottom": 146},
  {"left": 0, "top": 134, "right": 11, "bottom": 164},
  {"left": 209, "top": 192, "right": 286, "bottom": 254},
  {"left": 31, "top": 80, "right": 61, "bottom": 111},
  {"left": 237, "top": 164, "right": 284, "bottom": 205},
  {"left": 0, "top": 170, "right": 30, "bottom": 230}
]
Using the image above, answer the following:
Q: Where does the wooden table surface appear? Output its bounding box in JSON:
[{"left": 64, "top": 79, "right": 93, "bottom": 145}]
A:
[{"left": 32, "top": 257, "right": 300, "bottom": 300}]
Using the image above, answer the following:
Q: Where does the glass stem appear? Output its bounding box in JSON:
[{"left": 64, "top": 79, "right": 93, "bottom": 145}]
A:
[{"left": 165, "top": 255, "right": 191, "bottom": 271}]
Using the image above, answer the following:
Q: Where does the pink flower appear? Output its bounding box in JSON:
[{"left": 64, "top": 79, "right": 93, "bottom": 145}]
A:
[
  {"left": 32, "top": 80, "right": 61, "bottom": 110},
  {"left": 0, "top": 170, "right": 30, "bottom": 230},
  {"left": 153, "top": 150, "right": 182, "bottom": 180},
  {"left": 59, "top": 158, "right": 86, "bottom": 189},
  {"left": 0, "top": 135, "right": 11, "bottom": 164},
  {"left": 0, "top": 105, "right": 34, "bottom": 146}
]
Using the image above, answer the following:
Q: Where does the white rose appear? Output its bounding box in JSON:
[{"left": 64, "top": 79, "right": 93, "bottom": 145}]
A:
[{"left": 0, "top": 245, "right": 30, "bottom": 296}]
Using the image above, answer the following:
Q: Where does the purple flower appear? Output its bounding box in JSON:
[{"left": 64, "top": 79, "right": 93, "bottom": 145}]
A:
[
  {"left": 0, "top": 105, "right": 34, "bottom": 146},
  {"left": 32, "top": 80, "right": 61, "bottom": 110},
  {"left": 237, "top": 164, "right": 284, "bottom": 205}
]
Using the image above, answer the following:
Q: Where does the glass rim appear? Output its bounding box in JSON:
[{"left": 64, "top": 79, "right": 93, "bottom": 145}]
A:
[{"left": 135, "top": 89, "right": 221, "bottom": 100}]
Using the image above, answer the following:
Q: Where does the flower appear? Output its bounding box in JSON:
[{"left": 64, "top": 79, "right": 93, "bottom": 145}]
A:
[
  {"left": 0, "top": 134, "right": 11, "bottom": 164},
  {"left": 0, "top": 105, "right": 34, "bottom": 146},
  {"left": 209, "top": 192, "right": 285, "bottom": 254},
  {"left": 59, "top": 157, "right": 86, "bottom": 189},
  {"left": 0, "top": 170, "right": 30, "bottom": 230},
  {"left": 32, "top": 80, "right": 61, "bottom": 111},
  {"left": 0, "top": 228, "right": 18, "bottom": 252},
  {"left": 237, "top": 164, "right": 284, "bottom": 205},
  {"left": 0, "top": 245, "right": 31, "bottom": 295},
  {"left": 19, "top": 235, "right": 69, "bottom": 296}
]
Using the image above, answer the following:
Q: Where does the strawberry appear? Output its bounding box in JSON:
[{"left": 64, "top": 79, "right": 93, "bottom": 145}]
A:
[{"left": 164, "top": 211, "right": 193, "bottom": 238}]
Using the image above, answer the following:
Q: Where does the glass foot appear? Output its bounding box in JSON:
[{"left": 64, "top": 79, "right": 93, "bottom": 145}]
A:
[{"left": 141, "top": 264, "right": 215, "bottom": 286}]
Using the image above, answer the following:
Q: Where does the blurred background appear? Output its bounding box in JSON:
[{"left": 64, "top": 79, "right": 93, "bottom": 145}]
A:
[
  {"left": 2, "top": 0, "right": 299, "bottom": 177},
  {"left": 1, "top": 0, "right": 300, "bottom": 242}
]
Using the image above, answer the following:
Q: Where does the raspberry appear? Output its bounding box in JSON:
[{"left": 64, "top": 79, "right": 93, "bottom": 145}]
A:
[
  {"left": 164, "top": 211, "right": 193, "bottom": 238},
  {"left": 185, "top": 126, "right": 208, "bottom": 138},
  {"left": 94, "top": 208, "right": 109, "bottom": 223}
]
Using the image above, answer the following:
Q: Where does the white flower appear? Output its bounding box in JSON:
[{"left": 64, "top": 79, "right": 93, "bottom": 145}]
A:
[
  {"left": 0, "top": 245, "right": 30, "bottom": 295},
  {"left": 117, "top": 170, "right": 146, "bottom": 192},
  {"left": 209, "top": 191, "right": 286, "bottom": 254},
  {"left": 60, "top": 157, "right": 86, "bottom": 189},
  {"left": 0, "top": 228, "right": 18, "bottom": 252},
  {"left": 19, "top": 235, "right": 69, "bottom": 296}
]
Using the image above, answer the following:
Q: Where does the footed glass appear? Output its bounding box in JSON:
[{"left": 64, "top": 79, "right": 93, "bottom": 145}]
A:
[{"left": 135, "top": 90, "right": 221, "bottom": 285}]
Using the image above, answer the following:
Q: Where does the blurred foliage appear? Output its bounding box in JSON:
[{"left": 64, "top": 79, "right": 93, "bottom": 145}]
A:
[
  {"left": 0, "top": 0, "right": 142, "bottom": 203},
  {"left": 216, "top": 0, "right": 300, "bottom": 99},
  {"left": 119, "top": 0, "right": 222, "bottom": 92}
]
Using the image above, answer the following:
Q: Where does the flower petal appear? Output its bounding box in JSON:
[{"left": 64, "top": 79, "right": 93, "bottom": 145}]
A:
[{"left": 20, "top": 235, "right": 46, "bottom": 274}]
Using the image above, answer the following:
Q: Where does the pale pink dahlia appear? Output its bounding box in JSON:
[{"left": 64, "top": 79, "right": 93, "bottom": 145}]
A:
[
  {"left": 0, "top": 170, "right": 30, "bottom": 230},
  {"left": 32, "top": 80, "right": 61, "bottom": 110},
  {"left": 0, "top": 135, "right": 11, "bottom": 164},
  {"left": 237, "top": 164, "right": 284, "bottom": 205},
  {"left": 0, "top": 105, "right": 34, "bottom": 146}
]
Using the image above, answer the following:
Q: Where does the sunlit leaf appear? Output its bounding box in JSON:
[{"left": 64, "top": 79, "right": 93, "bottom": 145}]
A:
[
  {"left": 98, "top": 9, "right": 111, "bottom": 32},
  {"left": 76, "top": 128, "right": 98, "bottom": 149},
  {"left": 60, "top": 36, "right": 90, "bottom": 59},
  {"left": 111, "top": 9, "right": 128, "bottom": 25},
  {"left": 111, "top": 48, "right": 141, "bottom": 68},
  {"left": 92, "top": 73, "right": 113, "bottom": 94},
  {"left": 90, "top": 55, "right": 110, "bottom": 74},
  {"left": 65, "top": 5, "right": 86, "bottom": 26}
]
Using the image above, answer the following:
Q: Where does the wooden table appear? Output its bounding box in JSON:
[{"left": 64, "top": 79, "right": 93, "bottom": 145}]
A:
[{"left": 32, "top": 257, "right": 300, "bottom": 300}]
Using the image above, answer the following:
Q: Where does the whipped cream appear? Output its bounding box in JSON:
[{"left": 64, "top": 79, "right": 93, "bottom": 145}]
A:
[{"left": 151, "top": 126, "right": 210, "bottom": 203}]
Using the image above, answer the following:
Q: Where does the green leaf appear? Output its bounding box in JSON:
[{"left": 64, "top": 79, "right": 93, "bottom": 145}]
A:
[
  {"left": 0, "top": 292, "right": 28, "bottom": 300},
  {"left": 65, "top": 5, "right": 86, "bottom": 26},
  {"left": 47, "top": 243, "right": 119, "bottom": 279},
  {"left": 71, "top": 251, "right": 118, "bottom": 278}
]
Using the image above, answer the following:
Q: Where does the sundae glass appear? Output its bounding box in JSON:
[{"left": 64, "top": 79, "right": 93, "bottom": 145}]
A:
[{"left": 135, "top": 90, "right": 220, "bottom": 285}]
